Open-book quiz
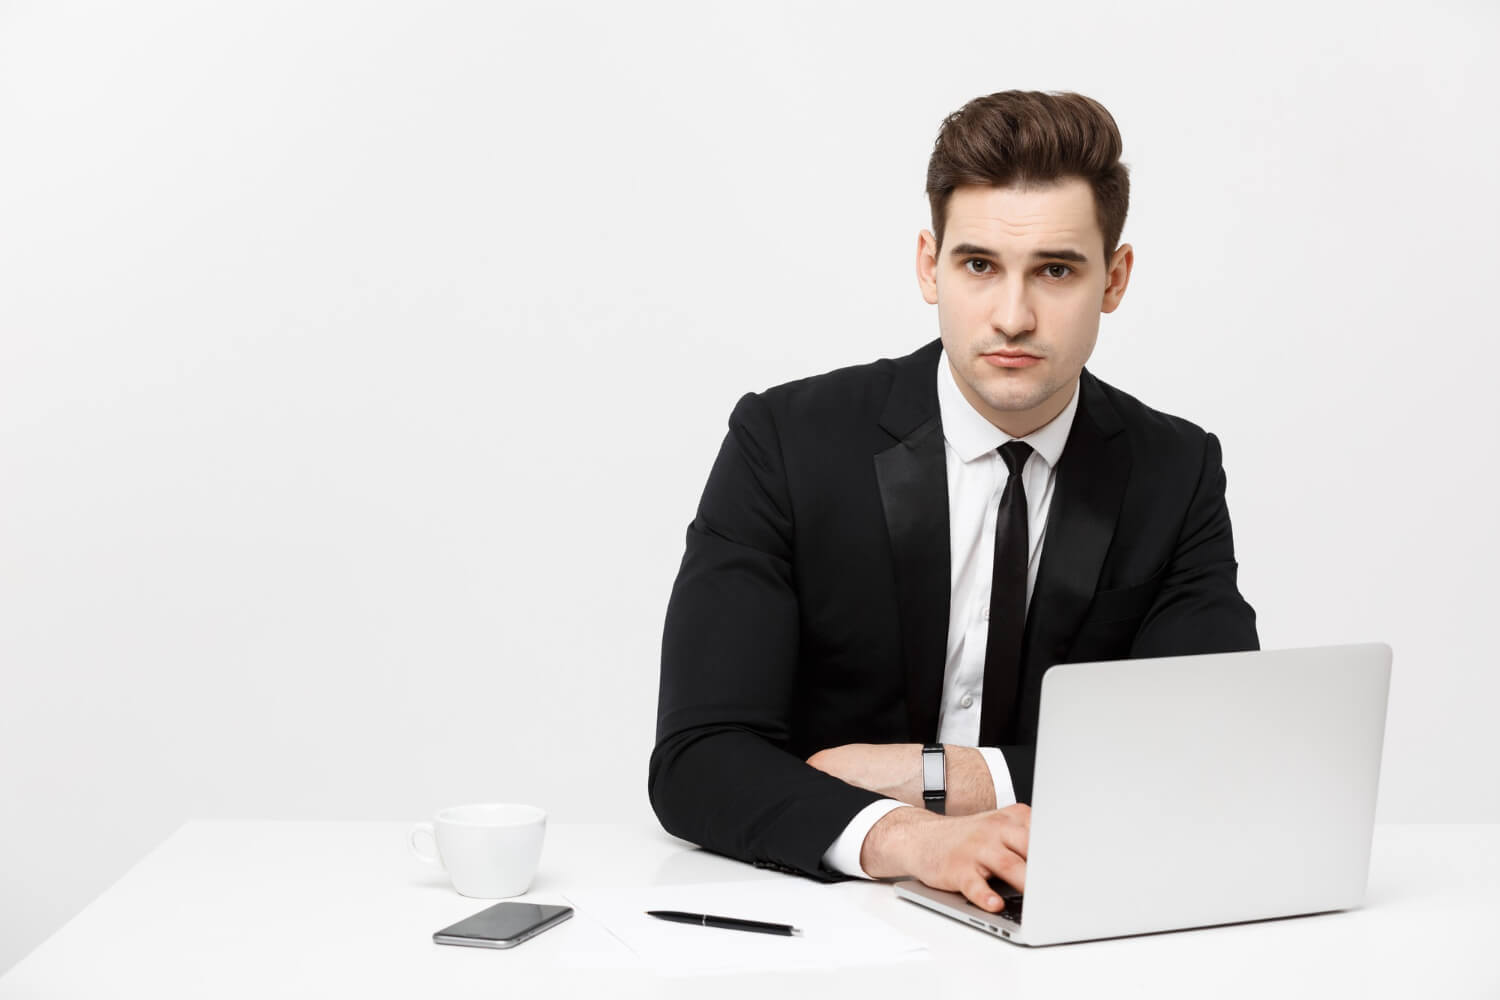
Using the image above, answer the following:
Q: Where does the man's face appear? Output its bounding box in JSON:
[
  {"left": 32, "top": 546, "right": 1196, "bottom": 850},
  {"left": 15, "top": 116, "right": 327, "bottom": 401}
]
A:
[{"left": 917, "top": 179, "right": 1133, "bottom": 437}]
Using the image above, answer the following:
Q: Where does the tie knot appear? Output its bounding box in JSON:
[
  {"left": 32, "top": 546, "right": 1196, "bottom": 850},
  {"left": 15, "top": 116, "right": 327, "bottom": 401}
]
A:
[{"left": 998, "top": 440, "right": 1033, "bottom": 476}]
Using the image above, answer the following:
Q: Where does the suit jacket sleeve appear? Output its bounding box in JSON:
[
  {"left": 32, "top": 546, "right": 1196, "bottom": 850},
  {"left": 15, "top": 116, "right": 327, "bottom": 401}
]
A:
[
  {"left": 649, "top": 391, "right": 885, "bottom": 879},
  {"left": 1130, "top": 431, "right": 1259, "bottom": 660}
]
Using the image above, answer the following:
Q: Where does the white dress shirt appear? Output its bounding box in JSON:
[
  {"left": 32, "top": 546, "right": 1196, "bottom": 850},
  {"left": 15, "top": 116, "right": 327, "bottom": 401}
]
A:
[{"left": 820, "top": 350, "right": 1080, "bottom": 877}]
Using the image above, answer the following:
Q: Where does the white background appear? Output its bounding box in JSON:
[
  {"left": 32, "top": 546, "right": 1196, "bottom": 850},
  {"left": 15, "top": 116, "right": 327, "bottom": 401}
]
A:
[{"left": 1, "top": 0, "right": 1496, "bottom": 975}]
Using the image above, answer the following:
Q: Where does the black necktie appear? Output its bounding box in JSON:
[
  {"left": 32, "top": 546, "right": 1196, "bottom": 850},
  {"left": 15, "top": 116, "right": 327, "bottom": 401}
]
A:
[{"left": 978, "top": 440, "right": 1033, "bottom": 746}]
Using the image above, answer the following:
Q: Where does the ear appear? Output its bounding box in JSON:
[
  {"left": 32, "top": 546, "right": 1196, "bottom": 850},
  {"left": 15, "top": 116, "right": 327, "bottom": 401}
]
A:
[
  {"left": 916, "top": 230, "right": 940, "bottom": 305},
  {"left": 1101, "top": 243, "right": 1134, "bottom": 314}
]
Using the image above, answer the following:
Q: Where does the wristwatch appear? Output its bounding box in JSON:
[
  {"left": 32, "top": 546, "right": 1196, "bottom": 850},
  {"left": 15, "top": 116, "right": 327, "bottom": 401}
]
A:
[{"left": 921, "top": 743, "right": 947, "bottom": 814}]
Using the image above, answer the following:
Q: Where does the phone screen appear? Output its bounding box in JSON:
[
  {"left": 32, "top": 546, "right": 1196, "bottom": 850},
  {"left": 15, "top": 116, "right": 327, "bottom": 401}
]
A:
[{"left": 433, "top": 901, "right": 574, "bottom": 949}]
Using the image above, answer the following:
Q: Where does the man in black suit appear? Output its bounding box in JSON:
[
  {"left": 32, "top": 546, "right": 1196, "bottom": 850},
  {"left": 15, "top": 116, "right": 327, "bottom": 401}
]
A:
[{"left": 649, "top": 91, "right": 1258, "bottom": 916}]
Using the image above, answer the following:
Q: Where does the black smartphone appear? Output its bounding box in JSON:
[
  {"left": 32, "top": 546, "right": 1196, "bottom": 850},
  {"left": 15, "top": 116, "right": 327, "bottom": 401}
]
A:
[{"left": 432, "top": 901, "right": 574, "bottom": 949}]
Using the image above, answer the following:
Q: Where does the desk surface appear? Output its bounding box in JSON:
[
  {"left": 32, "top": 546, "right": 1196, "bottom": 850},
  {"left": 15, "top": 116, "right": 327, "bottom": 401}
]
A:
[{"left": 2, "top": 822, "right": 1496, "bottom": 998}]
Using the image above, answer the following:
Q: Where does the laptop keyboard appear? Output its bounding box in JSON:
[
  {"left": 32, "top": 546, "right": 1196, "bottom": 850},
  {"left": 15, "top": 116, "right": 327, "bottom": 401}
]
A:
[{"left": 987, "top": 877, "right": 1024, "bottom": 923}]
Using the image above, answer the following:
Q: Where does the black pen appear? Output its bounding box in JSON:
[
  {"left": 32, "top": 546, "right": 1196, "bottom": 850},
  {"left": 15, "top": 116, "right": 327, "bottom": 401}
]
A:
[{"left": 647, "top": 910, "right": 802, "bottom": 936}]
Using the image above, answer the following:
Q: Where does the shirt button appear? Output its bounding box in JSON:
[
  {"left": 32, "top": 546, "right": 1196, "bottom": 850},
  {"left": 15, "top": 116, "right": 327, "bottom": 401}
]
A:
[{"left": 959, "top": 693, "right": 975, "bottom": 709}]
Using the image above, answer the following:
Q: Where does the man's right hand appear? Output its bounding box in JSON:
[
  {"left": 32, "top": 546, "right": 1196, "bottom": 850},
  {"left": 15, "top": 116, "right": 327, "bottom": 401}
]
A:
[{"left": 858, "top": 803, "right": 1031, "bottom": 913}]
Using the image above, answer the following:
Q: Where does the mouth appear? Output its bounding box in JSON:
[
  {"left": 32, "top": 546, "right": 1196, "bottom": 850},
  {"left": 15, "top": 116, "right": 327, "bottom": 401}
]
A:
[{"left": 981, "top": 350, "right": 1042, "bottom": 369}]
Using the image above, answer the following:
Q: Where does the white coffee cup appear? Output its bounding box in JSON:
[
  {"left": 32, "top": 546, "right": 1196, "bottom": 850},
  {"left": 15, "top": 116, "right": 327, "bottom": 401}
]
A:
[{"left": 409, "top": 803, "right": 547, "bottom": 898}]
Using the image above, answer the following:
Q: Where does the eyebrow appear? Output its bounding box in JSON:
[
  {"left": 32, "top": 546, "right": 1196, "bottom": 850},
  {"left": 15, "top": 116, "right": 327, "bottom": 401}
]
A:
[{"left": 948, "top": 242, "right": 1090, "bottom": 264}]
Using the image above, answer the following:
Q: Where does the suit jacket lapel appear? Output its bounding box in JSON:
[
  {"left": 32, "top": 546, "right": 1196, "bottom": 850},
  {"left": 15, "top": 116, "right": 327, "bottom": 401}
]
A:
[
  {"left": 871, "top": 354, "right": 1131, "bottom": 746},
  {"left": 873, "top": 342, "right": 949, "bottom": 743},
  {"left": 1017, "top": 369, "right": 1130, "bottom": 728}
]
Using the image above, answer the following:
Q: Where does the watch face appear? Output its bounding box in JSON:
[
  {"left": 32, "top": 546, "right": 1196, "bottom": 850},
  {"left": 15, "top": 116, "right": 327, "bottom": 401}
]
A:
[{"left": 922, "top": 748, "right": 945, "bottom": 790}]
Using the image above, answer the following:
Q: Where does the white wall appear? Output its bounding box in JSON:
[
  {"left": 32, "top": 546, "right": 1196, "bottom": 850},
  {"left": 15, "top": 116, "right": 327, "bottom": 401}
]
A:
[{"left": 2, "top": 0, "right": 1495, "bottom": 974}]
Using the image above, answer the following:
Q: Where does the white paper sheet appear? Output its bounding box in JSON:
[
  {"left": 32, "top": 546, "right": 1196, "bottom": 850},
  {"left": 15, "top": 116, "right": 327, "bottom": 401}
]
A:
[{"left": 562, "top": 878, "right": 927, "bottom": 977}]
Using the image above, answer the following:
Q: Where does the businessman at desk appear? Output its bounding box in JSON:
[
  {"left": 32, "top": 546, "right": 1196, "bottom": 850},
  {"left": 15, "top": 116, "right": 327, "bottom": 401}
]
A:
[{"left": 649, "top": 90, "right": 1258, "bottom": 916}]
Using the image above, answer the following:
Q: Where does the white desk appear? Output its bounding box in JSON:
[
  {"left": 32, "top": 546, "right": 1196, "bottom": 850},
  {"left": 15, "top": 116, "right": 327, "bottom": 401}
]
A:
[{"left": 2, "top": 822, "right": 1496, "bottom": 998}]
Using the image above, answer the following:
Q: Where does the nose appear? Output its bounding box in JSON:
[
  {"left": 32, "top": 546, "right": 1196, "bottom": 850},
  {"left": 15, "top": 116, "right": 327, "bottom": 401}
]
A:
[{"left": 988, "top": 276, "right": 1036, "bottom": 339}]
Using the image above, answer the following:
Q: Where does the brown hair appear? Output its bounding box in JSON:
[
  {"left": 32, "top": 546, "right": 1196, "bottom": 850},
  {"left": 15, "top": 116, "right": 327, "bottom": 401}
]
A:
[{"left": 926, "top": 90, "right": 1130, "bottom": 262}]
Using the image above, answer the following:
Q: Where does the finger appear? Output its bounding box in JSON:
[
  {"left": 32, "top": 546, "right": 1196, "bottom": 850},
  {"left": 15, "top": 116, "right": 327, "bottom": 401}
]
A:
[
  {"left": 982, "top": 812, "right": 1030, "bottom": 861},
  {"left": 978, "top": 848, "right": 1028, "bottom": 894},
  {"left": 1002, "top": 857, "right": 1027, "bottom": 894},
  {"left": 959, "top": 871, "right": 1005, "bottom": 913},
  {"left": 1005, "top": 818, "right": 1030, "bottom": 860},
  {"left": 997, "top": 803, "right": 1032, "bottom": 831}
]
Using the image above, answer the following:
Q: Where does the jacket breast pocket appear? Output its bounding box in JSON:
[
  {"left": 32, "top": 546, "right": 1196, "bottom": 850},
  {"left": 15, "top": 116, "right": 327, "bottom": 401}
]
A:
[{"left": 1082, "top": 568, "right": 1166, "bottom": 626}]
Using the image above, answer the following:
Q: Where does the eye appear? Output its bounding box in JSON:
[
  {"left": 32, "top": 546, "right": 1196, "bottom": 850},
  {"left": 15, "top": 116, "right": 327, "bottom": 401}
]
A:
[
  {"left": 964, "top": 258, "right": 992, "bottom": 275},
  {"left": 1043, "top": 263, "right": 1072, "bottom": 279}
]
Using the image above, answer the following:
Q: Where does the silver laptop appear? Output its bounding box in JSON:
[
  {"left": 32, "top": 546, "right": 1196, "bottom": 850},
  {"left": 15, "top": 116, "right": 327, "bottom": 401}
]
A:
[{"left": 895, "top": 643, "right": 1392, "bottom": 946}]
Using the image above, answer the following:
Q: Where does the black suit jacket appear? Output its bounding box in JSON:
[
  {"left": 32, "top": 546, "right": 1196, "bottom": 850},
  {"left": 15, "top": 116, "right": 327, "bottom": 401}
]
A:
[{"left": 649, "top": 340, "right": 1258, "bottom": 879}]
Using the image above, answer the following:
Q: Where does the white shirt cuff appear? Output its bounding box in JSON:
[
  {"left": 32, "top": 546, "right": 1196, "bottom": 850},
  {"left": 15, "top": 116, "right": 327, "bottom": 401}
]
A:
[
  {"left": 821, "top": 799, "right": 908, "bottom": 878},
  {"left": 978, "top": 746, "right": 1017, "bottom": 808}
]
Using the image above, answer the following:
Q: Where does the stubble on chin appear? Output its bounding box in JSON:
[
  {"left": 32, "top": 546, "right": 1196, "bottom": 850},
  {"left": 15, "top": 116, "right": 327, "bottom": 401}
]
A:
[{"left": 965, "top": 360, "right": 1059, "bottom": 416}]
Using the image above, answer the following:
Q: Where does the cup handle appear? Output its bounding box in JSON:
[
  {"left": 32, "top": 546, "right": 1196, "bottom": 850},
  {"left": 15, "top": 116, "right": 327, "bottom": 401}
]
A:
[{"left": 409, "top": 822, "right": 441, "bottom": 866}]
